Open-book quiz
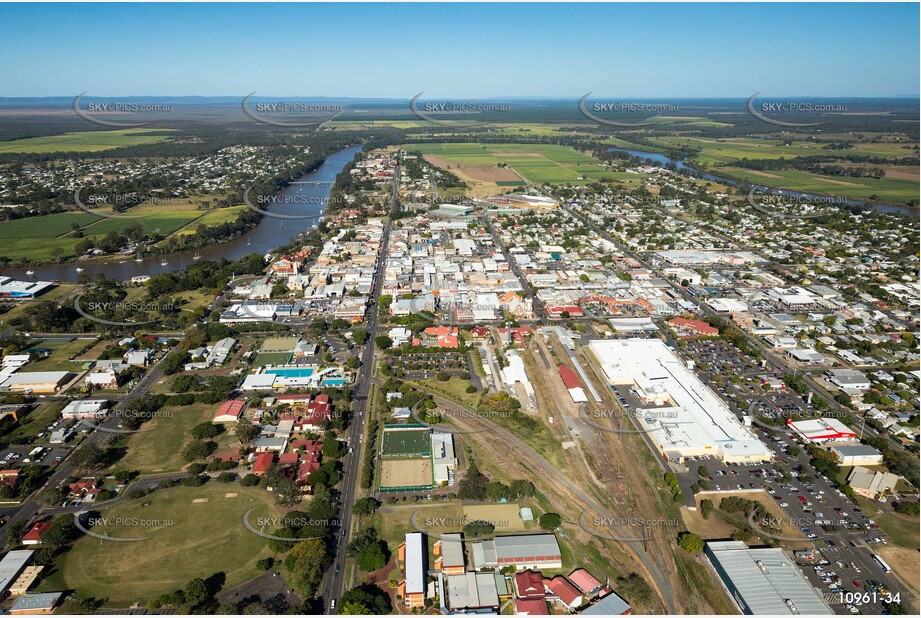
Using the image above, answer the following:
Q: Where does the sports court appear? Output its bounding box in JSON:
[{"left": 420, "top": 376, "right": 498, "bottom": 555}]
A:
[
  {"left": 381, "top": 425, "right": 432, "bottom": 458},
  {"left": 379, "top": 458, "right": 434, "bottom": 491}
]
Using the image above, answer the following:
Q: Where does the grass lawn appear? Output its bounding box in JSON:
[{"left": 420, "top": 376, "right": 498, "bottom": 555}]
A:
[
  {"left": 718, "top": 166, "right": 919, "bottom": 204},
  {"left": 115, "top": 403, "right": 236, "bottom": 473},
  {"left": 173, "top": 205, "right": 246, "bottom": 236},
  {"left": 22, "top": 337, "right": 96, "bottom": 372},
  {"left": 0, "top": 129, "right": 171, "bottom": 154},
  {"left": 414, "top": 377, "right": 483, "bottom": 409},
  {"left": 43, "top": 483, "right": 283, "bottom": 606},
  {"left": 4, "top": 403, "right": 62, "bottom": 444}
]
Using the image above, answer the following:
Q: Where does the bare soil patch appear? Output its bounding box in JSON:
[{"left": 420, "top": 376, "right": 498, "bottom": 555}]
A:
[{"left": 457, "top": 166, "right": 522, "bottom": 182}]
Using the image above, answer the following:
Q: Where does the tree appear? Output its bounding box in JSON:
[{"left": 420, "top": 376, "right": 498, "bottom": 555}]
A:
[
  {"left": 677, "top": 531, "right": 704, "bottom": 553},
  {"left": 463, "top": 520, "right": 495, "bottom": 539},
  {"left": 285, "top": 538, "right": 330, "bottom": 597},
  {"left": 374, "top": 335, "right": 392, "bottom": 349},
  {"left": 458, "top": 462, "right": 489, "bottom": 500},
  {"left": 70, "top": 443, "right": 107, "bottom": 473},
  {"left": 191, "top": 422, "right": 221, "bottom": 439},
  {"left": 184, "top": 577, "right": 210, "bottom": 604},
  {"left": 538, "top": 512, "right": 562, "bottom": 531},
  {"left": 700, "top": 499, "right": 714, "bottom": 520},
  {"left": 235, "top": 419, "right": 261, "bottom": 445},
  {"left": 352, "top": 497, "right": 380, "bottom": 516},
  {"left": 183, "top": 440, "right": 217, "bottom": 462},
  {"left": 338, "top": 584, "right": 392, "bottom": 615}
]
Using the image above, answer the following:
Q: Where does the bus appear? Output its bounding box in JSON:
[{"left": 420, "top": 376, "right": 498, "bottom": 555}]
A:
[{"left": 872, "top": 553, "right": 892, "bottom": 574}]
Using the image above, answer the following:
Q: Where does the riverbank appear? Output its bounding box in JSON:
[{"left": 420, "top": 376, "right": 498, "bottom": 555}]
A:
[{"left": 1, "top": 145, "right": 362, "bottom": 282}]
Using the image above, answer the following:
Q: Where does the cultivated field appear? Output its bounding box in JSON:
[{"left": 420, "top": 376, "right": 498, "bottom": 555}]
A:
[
  {"left": 0, "top": 128, "right": 171, "bottom": 153},
  {"left": 407, "top": 143, "right": 617, "bottom": 188},
  {"left": 46, "top": 483, "right": 282, "bottom": 606}
]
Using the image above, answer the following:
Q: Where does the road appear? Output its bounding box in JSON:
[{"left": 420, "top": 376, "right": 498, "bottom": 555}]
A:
[
  {"left": 322, "top": 161, "right": 398, "bottom": 611},
  {"left": 0, "top": 350, "right": 171, "bottom": 550}
]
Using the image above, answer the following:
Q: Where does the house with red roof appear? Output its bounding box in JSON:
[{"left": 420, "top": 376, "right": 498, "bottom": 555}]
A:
[
  {"left": 22, "top": 520, "right": 53, "bottom": 545},
  {"left": 568, "top": 569, "right": 603, "bottom": 597},
  {"left": 514, "top": 570, "right": 546, "bottom": 599},
  {"left": 470, "top": 327, "right": 491, "bottom": 340},
  {"left": 543, "top": 575, "right": 583, "bottom": 610},
  {"left": 214, "top": 399, "right": 247, "bottom": 423},
  {"left": 0, "top": 469, "right": 19, "bottom": 487},
  {"left": 278, "top": 452, "right": 300, "bottom": 466},
  {"left": 668, "top": 317, "right": 718, "bottom": 339},
  {"left": 424, "top": 326, "right": 459, "bottom": 348},
  {"left": 252, "top": 452, "right": 275, "bottom": 475},
  {"left": 68, "top": 478, "right": 100, "bottom": 498},
  {"left": 514, "top": 598, "right": 549, "bottom": 615}
]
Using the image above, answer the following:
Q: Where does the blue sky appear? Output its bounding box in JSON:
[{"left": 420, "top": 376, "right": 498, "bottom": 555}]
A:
[{"left": 0, "top": 2, "right": 917, "bottom": 97}]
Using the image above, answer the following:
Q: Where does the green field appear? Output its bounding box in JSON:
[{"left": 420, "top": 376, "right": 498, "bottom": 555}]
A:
[
  {"left": 645, "top": 135, "right": 917, "bottom": 166},
  {"left": 116, "top": 403, "right": 235, "bottom": 473},
  {"left": 21, "top": 337, "right": 95, "bottom": 371},
  {"left": 407, "top": 142, "right": 628, "bottom": 186},
  {"left": 381, "top": 426, "right": 431, "bottom": 457},
  {"left": 720, "top": 167, "right": 919, "bottom": 203},
  {"left": 0, "top": 129, "right": 171, "bottom": 153},
  {"left": 45, "top": 483, "right": 282, "bottom": 606},
  {"left": 0, "top": 200, "right": 232, "bottom": 264}
]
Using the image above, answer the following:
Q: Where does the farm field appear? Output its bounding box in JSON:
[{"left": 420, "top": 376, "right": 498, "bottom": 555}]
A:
[
  {"left": 646, "top": 135, "right": 918, "bottom": 165},
  {"left": 45, "top": 483, "right": 282, "bottom": 606},
  {"left": 718, "top": 166, "right": 920, "bottom": 203},
  {"left": 407, "top": 142, "right": 619, "bottom": 189},
  {"left": 115, "top": 403, "right": 237, "bottom": 474},
  {"left": 0, "top": 128, "right": 172, "bottom": 153}
]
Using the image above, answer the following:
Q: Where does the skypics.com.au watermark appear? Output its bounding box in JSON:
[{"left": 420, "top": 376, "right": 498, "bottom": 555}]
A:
[
  {"left": 410, "top": 511, "right": 509, "bottom": 542},
  {"left": 579, "top": 509, "right": 681, "bottom": 542},
  {"left": 74, "top": 511, "right": 175, "bottom": 542},
  {"left": 410, "top": 93, "right": 512, "bottom": 127},
  {"left": 747, "top": 93, "right": 843, "bottom": 128},
  {"left": 241, "top": 509, "right": 340, "bottom": 542},
  {"left": 747, "top": 512, "right": 828, "bottom": 544},
  {"left": 73, "top": 93, "right": 173, "bottom": 127},
  {"left": 578, "top": 406, "right": 677, "bottom": 435},
  {"left": 746, "top": 187, "right": 847, "bottom": 220},
  {"left": 74, "top": 186, "right": 176, "bottom": 219},
  {"left": 410, "top": 406, "right": 513, "bottom": 435},
  {"left": 241, "top": 94, "right": 343, "bottom": 128},
  {"left": 73, "top": 295, "right": 175, "bottom": 327},
  {"left": 242, "top": 184, "right": 333, "bottom": 222},
  {"left": 579, "top": 93, "right": 679, "bottom": 127},
  {"left": 79, "top": 408, "right": 175, "bottom": 435}
]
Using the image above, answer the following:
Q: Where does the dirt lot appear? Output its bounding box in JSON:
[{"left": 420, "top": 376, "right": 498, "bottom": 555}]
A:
[
  {"left": 379, "top": 458, "right": 432, "bottom": 489},
  {"left": 884, "top": 165, "right": 921, "bottom": 181},
  {"left": 876, "top": 545, "right": 920, "bottom": 600}
]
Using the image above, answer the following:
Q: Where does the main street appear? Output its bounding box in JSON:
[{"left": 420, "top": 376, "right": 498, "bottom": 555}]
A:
[{"left": 322, "top": 162, "right": 399, "bottom": 611}]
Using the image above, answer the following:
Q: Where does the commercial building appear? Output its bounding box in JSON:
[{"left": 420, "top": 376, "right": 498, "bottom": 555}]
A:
[
  {"left": 588, "top": 339, "right": 771, "bottom": 464},
  {"left": 829, "top": 444, "right": 883, "bottom": 466},
  {"left": 0, "top": 550, "right": 33, "bottom": 595},
  {"left": 827, "top": 369, "right": 871, "bottom": 392},
  {"left": 60, "top": 399, "right": 107, "bottom": 420},
  {"left": 433, "top": 533, "right": 465, "bottom": 575},
  {"left": 0, "top": 276, "right": 55, "bottom": 299},
  {"left": 847, "top": 467, "right": 901, "bottom": 499},
  {"left": 788, "top": 418, "right": 856, "bottom": 443},
  {"left": 0, "top": 371, "right": 73, "bottom": 393},
  {"left": 705, "top": 541, "right": 833, "bottom": 615},
  {"left": 579, "top": 592, "right": 632, "bottom": 615},
  {"left": 442, "top": 571, "right": 507, "bottom": 612},
  {"left": 9, "top": 591, "right": 62, "bottom": 614},
  {"left": 471, "top": 534, "right": 562, "bottom": 571}
]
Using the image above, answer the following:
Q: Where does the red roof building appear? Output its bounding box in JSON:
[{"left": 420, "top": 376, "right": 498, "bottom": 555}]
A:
[
  {"left": 543, "top": 576, "right": 583, "bottom": 609},
  {"left": 22, "top": 520, "right": 53, "bottom": 545},
  {"left": 214, "top": 399, "right": 247, "bottom": 423},
  {"left": 278, "top": 452, "right": 300, "bottom": 466},
  {"left": 668, "top": 317, "right": 718, "bottom": 339},
  {"left": 546, "top": 305, "right": 583, "bottom": 318},
  {"left": 558, "top": 364, "right": 582, "bottom": 390},
  {"left": 514, "top": 598, "right": 549, "bottom": 615},
  {"left": 252, "top": 452, "right": 275, "bottom": 475},
  {"left": 68, "top": 478, "right": 98, "bottom": 496},
  {"left": 568, "top": 569, "right": 603, "bottom": 595},
  {"left": 514, "top": 570, "right": 546, "bottom": 599}
]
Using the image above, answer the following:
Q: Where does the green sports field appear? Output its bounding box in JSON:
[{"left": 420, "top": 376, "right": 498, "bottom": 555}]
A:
[
  {"left": 45, "top": 483, "right": 283, "bottom": 606},
  {"left": 381, "top": 426, "right": 432, "bottom": 457},
  {"left": 0, "top": 128, "right": 171, "bottom": 153}
]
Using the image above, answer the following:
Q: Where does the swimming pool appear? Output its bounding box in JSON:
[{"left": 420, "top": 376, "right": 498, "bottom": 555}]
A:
[
  {"left": 265, "top": 367, "right": 315, "bottom": 378},
  {"left": 323, "top": 378, "right": 346, "bottom": 386}
]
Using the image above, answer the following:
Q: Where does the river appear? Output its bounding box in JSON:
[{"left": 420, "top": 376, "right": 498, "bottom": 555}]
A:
[
  {"left": 616, "top": 148, "right": 916, "bottom": 216},
  {"left": 4, "top": 145, "right": 362, "bottom": 283}
]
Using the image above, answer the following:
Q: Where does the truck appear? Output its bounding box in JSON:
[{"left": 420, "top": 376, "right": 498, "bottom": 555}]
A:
[{"left": 872, "top": 554, "right": 892, "bottom": 574}]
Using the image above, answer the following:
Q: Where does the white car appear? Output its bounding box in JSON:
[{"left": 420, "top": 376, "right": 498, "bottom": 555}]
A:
[{"left": 780, "top": 502, "right": 789, "bottom": 507}]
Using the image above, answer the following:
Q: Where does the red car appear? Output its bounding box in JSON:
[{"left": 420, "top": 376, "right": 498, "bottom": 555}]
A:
[
  {"left": 798, "top": 496, "right": 807, "bottom": 503},
  {"left": 852, "top": 581, "right": 861, "bottom": 588}
]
